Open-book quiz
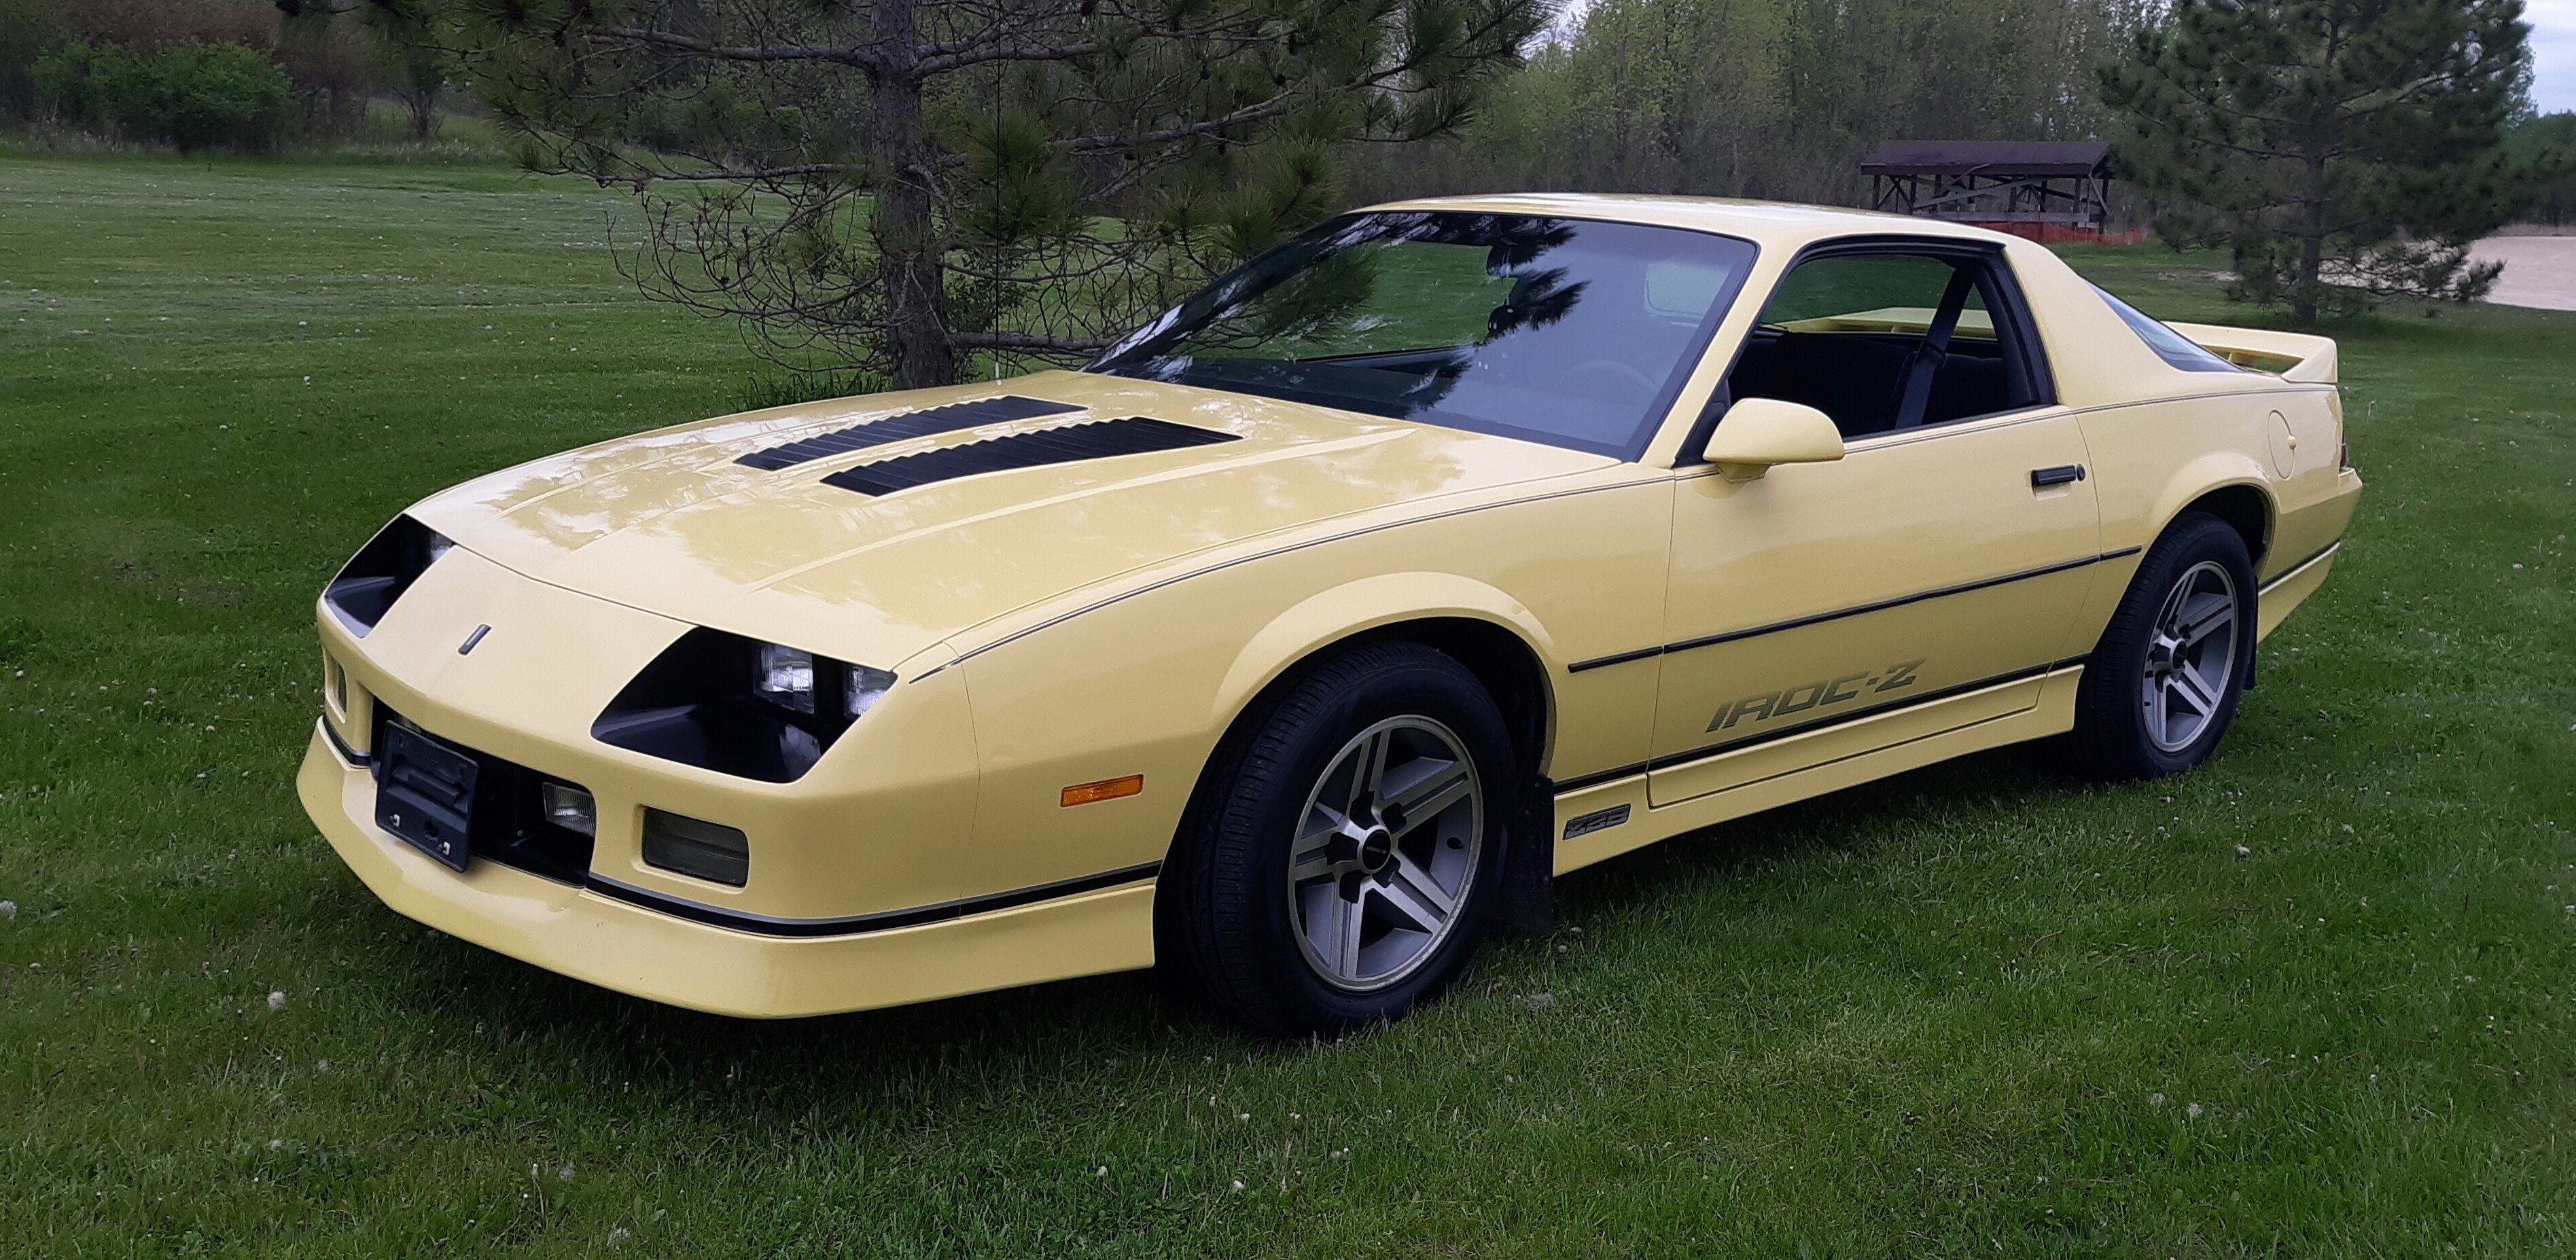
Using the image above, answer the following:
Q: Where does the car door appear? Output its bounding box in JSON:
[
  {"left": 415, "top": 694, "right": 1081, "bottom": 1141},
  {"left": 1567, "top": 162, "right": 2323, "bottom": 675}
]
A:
[{"left": 1644, "top": 240, "right": 2104, "bottom": 806}]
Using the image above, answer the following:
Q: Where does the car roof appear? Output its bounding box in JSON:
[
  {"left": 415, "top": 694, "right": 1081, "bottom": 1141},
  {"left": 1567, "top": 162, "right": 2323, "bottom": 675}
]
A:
[{"left": 1358, "top": 192, "right": 2019, "bottom": 251}]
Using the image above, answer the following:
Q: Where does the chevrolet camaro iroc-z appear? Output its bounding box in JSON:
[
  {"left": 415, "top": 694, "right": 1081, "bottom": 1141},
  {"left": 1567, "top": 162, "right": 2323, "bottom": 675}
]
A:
[{"left": 300, "top": 196, "right": 2361, "bottom": 1036}]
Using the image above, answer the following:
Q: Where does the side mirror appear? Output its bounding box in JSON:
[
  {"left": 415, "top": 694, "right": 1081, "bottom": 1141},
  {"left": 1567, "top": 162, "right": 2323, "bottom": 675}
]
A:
[{"left": 1701, "top": 397, "right": 1845, "bottom": 482}]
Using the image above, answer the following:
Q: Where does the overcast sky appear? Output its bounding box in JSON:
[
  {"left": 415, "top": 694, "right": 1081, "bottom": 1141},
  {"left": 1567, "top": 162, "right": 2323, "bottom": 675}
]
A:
[{"left": 2531, "top": 0, "right": 2576, "bottom": 113}]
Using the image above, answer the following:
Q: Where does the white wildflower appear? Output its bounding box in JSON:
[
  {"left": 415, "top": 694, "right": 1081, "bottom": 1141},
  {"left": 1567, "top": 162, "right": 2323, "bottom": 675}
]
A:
[
  {"left": 267, "top": 990, "right": 286, "bottom": 1011},
  {"left": 2185, "top": 1102, "right": 2203, "bottom": 1119},
  {"left": 0, "top": 901, "right": 14, "bottom": 920}
]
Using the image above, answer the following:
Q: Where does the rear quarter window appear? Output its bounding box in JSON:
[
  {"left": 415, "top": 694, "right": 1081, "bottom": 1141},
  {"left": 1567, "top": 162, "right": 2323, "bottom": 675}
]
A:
[{"left": 2093, "top": 285, "right": 2240, "bottom": 373}]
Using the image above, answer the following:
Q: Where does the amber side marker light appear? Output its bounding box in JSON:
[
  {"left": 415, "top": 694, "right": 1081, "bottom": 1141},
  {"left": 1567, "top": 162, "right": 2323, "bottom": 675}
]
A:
[{"left": 1061, "top": 774, "right": 1144, "bottom": 808}]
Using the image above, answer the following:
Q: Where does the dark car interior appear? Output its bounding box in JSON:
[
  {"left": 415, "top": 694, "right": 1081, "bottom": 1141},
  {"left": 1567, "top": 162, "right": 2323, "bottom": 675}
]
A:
[{"left": 1723, "top": 249, "right": 2047, "bottom": 439}]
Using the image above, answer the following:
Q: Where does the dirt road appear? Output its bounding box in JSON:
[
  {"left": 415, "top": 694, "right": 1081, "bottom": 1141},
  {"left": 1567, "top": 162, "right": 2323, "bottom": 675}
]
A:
[{"left": 2471, "top": 235, "right": 2576, "bottom": 310}]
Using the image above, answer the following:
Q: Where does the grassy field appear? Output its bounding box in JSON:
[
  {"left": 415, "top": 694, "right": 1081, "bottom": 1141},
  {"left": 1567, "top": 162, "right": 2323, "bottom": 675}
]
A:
[{"left": 2, "top": 157, "right": 2571, "bottom": 1258}]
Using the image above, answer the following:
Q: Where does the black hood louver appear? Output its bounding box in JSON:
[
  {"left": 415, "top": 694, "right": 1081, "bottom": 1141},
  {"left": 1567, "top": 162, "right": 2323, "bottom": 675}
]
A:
[
  {"left": 734, "top": 395, "right": 1082, "bottom": 471},
  {"left": 821, "top": 417, "right": 1240, "bottom": 497}
]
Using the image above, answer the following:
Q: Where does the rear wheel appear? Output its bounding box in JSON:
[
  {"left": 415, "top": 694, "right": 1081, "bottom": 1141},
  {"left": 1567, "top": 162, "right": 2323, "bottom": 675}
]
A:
[
  {"left": 1160, "top": 642, "right": 1512, "bottom": 1038},
  {"left": 2063, "top": 512, "right": 2257, "bottom": 780}
]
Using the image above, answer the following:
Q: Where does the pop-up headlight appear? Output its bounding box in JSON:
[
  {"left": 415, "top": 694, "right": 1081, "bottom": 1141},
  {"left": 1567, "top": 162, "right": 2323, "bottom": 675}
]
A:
[
  {"left": 324, "top": 514, "right": 452, "bottom": 636},
  {"left": 590, "top": 628, "right": 896, "bottom": 782}
]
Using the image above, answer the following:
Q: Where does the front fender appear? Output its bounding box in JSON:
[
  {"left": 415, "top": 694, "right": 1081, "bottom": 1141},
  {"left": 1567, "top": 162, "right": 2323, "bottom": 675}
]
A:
[{"left": 1213, "top": 571, "right": 1563, "bottom": 727}]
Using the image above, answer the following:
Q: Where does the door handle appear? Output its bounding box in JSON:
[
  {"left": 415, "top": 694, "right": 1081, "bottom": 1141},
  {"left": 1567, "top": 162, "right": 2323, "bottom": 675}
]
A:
[{"left": 2030, "top": 464, "right": 2086, "bottom": 488}]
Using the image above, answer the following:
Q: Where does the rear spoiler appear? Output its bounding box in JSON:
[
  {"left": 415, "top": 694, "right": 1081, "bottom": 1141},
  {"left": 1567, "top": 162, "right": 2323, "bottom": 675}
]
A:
[{"left": 2162, "top": 322, "right": 2339, "bottom": 384}]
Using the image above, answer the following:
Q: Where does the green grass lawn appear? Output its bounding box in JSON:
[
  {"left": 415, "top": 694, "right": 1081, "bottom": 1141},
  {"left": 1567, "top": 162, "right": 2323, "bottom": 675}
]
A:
[{"left": 3, "top": 157, "right": 2572, "bottom": 1258}]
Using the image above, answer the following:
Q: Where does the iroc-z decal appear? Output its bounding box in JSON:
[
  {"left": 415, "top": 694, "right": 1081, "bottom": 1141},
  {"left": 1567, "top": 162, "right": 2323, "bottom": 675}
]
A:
[{"left": 1707, "top": 659, "right": 1924, "bottom": 733}]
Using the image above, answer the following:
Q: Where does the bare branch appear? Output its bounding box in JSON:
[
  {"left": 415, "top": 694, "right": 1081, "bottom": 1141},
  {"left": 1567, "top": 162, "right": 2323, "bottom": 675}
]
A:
[{"left": 580, "top": 26, "right": 885, "bottom": 72}]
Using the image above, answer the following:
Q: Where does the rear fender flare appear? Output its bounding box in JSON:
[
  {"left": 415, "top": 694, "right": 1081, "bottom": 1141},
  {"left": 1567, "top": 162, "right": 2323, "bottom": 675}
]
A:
[{"left": 2145, "top": 458, "right": 2276, "bottom": 560}]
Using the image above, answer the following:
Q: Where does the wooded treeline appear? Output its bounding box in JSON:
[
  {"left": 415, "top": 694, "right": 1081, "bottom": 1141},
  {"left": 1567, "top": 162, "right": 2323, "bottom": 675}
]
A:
[
  {"left": 0, "top": 0, "right": 451, "bottom": 149},
  {"left": 1349, "top": 0, "right": 2156, "bottom": 206}
]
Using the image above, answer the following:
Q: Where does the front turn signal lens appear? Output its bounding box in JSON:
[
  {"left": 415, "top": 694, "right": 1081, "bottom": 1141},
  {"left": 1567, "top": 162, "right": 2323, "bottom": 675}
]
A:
[{"left": 1061, "top": 774, "right": 1144, "bottom": 808}]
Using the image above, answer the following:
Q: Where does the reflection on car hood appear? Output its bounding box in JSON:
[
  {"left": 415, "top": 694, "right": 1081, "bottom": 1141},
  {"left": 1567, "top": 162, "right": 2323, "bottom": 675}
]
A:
[{"left": 405, "top": 371, "right": 1613, "bottom": 669}]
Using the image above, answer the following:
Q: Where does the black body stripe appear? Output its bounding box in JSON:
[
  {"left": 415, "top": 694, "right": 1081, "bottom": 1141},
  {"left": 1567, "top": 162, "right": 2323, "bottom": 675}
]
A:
[
  {"left": 1551, "top": 654, "right": 2089, "bottom": 793},
  {"left": 2259, "top": 539, "right": 2340, "bottom": 592},
  {"left": 946, "top": 480, "right": 1642, "bottom": 668},
  {"left": 584, "top": 862, "right": 1163, "bottom": 939},
  {"left": 824, "top": 417, "right": 1237, "bottom": 496},
  {"left": 735, "top": 395, "right": 1082, "bottom": 471},
  {"left": 1566, "top": 547, "right": 2142, "bottom": 673}
]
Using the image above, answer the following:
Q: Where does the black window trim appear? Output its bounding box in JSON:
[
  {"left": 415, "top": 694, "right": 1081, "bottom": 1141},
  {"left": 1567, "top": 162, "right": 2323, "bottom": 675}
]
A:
[
  {"left": 1676, "top": 234, "right": 2060, "bottom": 466},
  {"left": 1084, "top": 209, "right": 1767, "bottom": 464}
]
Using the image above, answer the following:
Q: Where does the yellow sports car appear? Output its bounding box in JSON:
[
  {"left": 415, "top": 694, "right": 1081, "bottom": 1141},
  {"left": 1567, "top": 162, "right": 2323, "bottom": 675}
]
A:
[{"left": 299, "top": 196, "right": 2360, "bottom": 1036}]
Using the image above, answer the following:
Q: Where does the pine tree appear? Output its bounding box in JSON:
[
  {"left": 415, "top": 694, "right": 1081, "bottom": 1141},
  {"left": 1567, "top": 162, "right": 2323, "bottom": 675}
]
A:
[
  {"left": 2100, "top": 0, "right": 2532, "bottom": 323},
  {"left": 289, "top": 0, "right": 1545, "bottom": 389}
]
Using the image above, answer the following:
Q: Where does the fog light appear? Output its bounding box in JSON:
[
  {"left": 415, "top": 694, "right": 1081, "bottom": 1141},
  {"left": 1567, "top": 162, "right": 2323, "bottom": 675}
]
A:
[
  {"left": 323, "top": 653, "right": 348, "bottom": 717},
  {"left": 540, "top": 782, "right": 597, "bottom": 838},
  {"left": 641, "top": 809, "right": 748, "bottom": 886}
]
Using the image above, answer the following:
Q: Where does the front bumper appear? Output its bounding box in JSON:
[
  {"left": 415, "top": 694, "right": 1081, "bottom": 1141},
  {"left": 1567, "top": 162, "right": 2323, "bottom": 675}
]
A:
[{"left": 299, "top": 722, "right": 1157, "bottom": 1018}]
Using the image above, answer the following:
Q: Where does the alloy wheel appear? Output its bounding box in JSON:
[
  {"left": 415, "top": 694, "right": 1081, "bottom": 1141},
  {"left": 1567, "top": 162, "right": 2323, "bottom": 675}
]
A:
[
  {"left": 1286, "top": 717, "right": 1483, "bottom": 992},
  {"left": 2138, "top": 559, "right": 2240, "bottom": 753}
]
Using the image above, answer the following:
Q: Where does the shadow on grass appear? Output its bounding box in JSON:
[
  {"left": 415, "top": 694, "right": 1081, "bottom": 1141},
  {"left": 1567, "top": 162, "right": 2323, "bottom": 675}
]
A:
[{"left": 323, "top": 734, "right": 2117, "bottom": 1133}]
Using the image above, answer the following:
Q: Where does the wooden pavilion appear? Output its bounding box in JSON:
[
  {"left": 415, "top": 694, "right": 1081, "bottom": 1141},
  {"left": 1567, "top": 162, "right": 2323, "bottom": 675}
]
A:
[{"left": 1859, "top": 141, "right": 2113, "bottom": 234}]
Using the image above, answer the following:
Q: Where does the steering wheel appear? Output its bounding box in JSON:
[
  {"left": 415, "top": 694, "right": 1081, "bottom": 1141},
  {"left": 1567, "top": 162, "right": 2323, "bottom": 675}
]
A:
[{"left": 1556, "top": 358, "right": 1659, "bottom": 404}]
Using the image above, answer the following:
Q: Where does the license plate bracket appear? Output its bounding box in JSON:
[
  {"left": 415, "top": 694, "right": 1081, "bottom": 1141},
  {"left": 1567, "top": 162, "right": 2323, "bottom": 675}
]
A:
[{"left": 376, "top": 723, "right": 478, "bottom": 871}]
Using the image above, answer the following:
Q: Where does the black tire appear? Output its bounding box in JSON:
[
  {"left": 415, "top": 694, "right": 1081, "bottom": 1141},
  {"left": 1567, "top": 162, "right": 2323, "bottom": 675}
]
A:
[
  {"left": 1158, "top": 641, "right": 1515, "bottom": 1039},
  {"left": 2062, "top": 511, "right": 2259, "bottom": 781}
]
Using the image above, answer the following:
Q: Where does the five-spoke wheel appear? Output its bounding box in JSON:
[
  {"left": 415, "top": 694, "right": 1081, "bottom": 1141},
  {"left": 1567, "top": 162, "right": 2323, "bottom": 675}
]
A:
[
  {"left": 2066, "top": 511, "right": 2257, "bottom": 780},
  {"left": 1158, "top": 642, "right": 1513, "bottom": 1038},
  {"left": 2140, "top": 559, "right": 2240, "bottom": 753},
  {"left": 1287, "top": 718, "right": 1483, "bottom": 992}
]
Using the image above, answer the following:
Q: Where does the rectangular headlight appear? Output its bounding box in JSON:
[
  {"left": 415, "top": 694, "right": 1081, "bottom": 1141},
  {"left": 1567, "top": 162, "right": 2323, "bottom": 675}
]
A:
[
  {"left": 641, "top": 809, "right": 748, "bottom": 886},
  {"left": 592, "top": 628, "right": 900, "bottom": 782},
  {"left": 755, "top": 643, "right": 817, "bottom": 714},
  {"left": 845, "top": 663, "right": 896, "bottom": 720}
]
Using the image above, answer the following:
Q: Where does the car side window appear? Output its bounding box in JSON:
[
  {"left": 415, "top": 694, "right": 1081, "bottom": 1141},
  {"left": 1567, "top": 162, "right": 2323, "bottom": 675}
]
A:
[{"left": 1725, "top": 247, "right": 2048, "bottom": 439}]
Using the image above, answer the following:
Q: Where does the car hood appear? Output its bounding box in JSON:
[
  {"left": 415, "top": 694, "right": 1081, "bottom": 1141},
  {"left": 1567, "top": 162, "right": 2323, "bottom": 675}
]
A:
[{"left": 406, "top": 371, "right": 1614, "bottom": 670}]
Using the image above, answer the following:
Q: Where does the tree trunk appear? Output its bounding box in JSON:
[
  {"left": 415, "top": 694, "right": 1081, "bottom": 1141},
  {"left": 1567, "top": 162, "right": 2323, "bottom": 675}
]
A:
[
  {"left": 870, "top": 0, "right": 960, "bottom": 389},
  {"left": 407, "top": 85, "right": 440, "bottom": 140},
  {"left": 2295, "top": 147, "right": 2327, "bottom": 325}
]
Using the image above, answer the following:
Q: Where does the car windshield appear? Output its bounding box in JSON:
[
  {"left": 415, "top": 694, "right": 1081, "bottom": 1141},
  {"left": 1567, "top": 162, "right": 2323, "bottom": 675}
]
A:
[{"left": 1087, "top": 211, "right": 1759, "bottom": 459}]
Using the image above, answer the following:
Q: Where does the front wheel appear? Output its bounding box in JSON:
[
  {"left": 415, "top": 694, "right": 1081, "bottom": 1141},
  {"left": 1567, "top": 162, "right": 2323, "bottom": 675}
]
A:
[
  {"left": 1159, "top": 642, "right": 1513, "bottom": 1039},
  {"left": 2062, "top": 512, "right": 2257, "bottom": 780}
]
